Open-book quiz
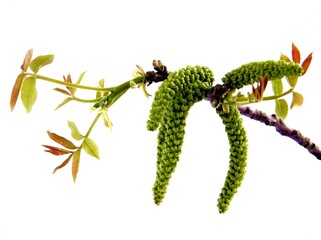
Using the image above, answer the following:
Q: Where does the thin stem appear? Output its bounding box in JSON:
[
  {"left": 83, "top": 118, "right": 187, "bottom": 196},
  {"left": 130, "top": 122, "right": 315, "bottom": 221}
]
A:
[
  {"left": 72, "top": 96, "right": 104, "bottom": 104},
  {"left": 233, "top": 88, "right": 293, "bottom": 106},
  {"left": 84, "top": 112, "right": 102, "bottom": 138}
]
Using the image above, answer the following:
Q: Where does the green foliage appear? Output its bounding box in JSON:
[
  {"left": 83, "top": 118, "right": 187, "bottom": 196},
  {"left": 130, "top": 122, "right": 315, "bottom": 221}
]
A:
[
  {"left": 275, "top": 99, "right": 288, "bottom": 119},
  {"left": 82, "top": 137, "right": 100, "bottom": 159},
  {"left": 21, "top": 76, "right": 37, "bottom": 113},
  {"left": 216, "top": 105, "right": 248, "bottom": 213},
  {"left": 222, "top": 60, "right": 303, "bottom": 90},
  {"left": 29, "top": 54, "right": 54, "bottom": 74},
  {"left": 147, "top": 65, "right": 215, "bottom": 204}
]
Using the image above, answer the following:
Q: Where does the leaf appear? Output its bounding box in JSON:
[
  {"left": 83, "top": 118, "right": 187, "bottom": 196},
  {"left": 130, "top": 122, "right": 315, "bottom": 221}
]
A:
[
  {"left": 83, "top": 137, "right": 100, "bottom": 159},
  {"left": 291, "top": 43, "right": 301, "bottom": 64},
  {"left": 72, "top": 149, "right": 81, "bottom": 182},
  {"left": 96, "top": 79, "right": 105, "bottom": 98},
  {"left": 29, "top": 54, "right": 54, "bottom": 74},
  {"left": 70, "top": 71, "right": 86, "bottom": 96},
  {"left": 275, "top": 98, "right": 288, "bottom": 119},
  {"left": 290, "top": 92, "right": 304, "bottom": 109},
  {"left": 301, "top": 52, "right": 313, "bottom": 75},
  {"left": 52, "top": 154, "right": 73, "bottom": 174},
  {"left": 43, "top": 145, "right": 72, "bottom": 155},
  {"left": 286, "top": 76, "right": 298, "bottom": 88},
  {"left": 55, "top": 97, "right": 72, "bottom": 110},
  {"left": 53, "top": 87, "right": 71, "bottom": 96},
  {"left": 271, "top": 78, "right": 283, "bottom": 96},
  {"left": 10, "top": 73, "right": 25, "bottom": 111},
  {"left": 20, "top": 49, "right": 33, "bottom": 72},
  {"left": 67, "top": 120, "right": 84, "bottom": 140},
  {"left": 101, "top": 110, "right": 113, "bottom": 130},
  {"left": 280, "top": 53, "right": 291, "bottom": 62},
  {"left": 20, "top": 76, "right": 37, "bottom": 113},
  {"left": 46, "top": 131, "right": 77, "bottom": 149}
]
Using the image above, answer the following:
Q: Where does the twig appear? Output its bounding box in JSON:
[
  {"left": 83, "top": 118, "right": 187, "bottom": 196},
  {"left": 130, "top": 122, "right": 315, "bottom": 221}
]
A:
[{"left": 237, "top": 105, "right": 321, "bottom": 160}]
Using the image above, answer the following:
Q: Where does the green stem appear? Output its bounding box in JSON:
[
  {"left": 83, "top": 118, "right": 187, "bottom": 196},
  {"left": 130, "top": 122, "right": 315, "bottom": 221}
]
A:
[
  {"left": 84, "top": 112, "right": 102, "bottom": 138},
  {"left": 72, "top": 96, "right": 104, "bottom": 104},
  {"left": 233, "top": 88, "right": 293, "bottom": 106}
]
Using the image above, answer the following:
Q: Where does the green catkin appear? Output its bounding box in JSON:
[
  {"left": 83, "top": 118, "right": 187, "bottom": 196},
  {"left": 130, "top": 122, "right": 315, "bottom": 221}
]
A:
[
  {"left": 216, "top": 105, "right": 248, "bottom": 213},
  {"left": 222, "top": 60, "right": 303, "bottom": 90},
  {"left": 147, "top": 65, "right": 215, "bottom": 205}
]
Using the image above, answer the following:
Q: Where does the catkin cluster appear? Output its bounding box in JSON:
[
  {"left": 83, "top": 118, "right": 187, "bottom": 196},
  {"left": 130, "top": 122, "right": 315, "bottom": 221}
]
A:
[
  {"left": 216, "top": 105, "right": 248, "bottom": 213},
  {"left": 222, "top": 60, "right": 303, "bottom": 90},
  {"left": 147, "top": 65, "right": 215, "bottom": 205}
]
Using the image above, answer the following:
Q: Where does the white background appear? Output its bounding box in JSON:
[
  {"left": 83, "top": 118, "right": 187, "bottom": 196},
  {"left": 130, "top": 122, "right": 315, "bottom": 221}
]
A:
[{"left": 1, "top": 0, "right": 321, "bottom": 239}]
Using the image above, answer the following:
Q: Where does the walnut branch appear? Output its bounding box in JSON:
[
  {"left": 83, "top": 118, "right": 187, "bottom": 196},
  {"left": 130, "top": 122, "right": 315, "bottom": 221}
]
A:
[{"left": 237, "top": 105, "right": 321, "bottom": 160}]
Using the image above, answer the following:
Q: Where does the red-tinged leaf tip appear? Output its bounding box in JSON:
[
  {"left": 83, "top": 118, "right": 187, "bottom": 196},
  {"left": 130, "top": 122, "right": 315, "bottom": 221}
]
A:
[
  {"left": 46, "top": 131, "right": 77, "bottom": 149},
  {"left": 10, "top": 73, "right": 25, "bottom": 111},
  {"left": 42, "top": 145, "right": 72, "bottom": 155},
  {"left": 301, "top": 52, "right": 313, "bottom": 75},
  {"left": 53, "top": 88, "right": 71, "bottom": 96},
  {"left": 52, "top": 154, "right": 73, "bottom": 174},
  {"left": 20, "top": 49, "right": 33, "bottom": 72},
  {"left": 72, "top": 149, "right": 81, "bottom": 182},
  {"left": 292, "top": 43, "right": 301, "bottom": 64}
]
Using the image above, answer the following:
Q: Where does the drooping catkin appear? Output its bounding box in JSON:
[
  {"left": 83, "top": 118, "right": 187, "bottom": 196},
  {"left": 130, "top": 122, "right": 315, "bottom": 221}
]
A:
[
  {"left": 222, "top": 60, "right": 303, "bottom": 90},
  {"left": 147, "top": 65, "right": 215, "bottom": 205},
  {"left": 216, "top": 105, "right": 248, "bottom": 213}
]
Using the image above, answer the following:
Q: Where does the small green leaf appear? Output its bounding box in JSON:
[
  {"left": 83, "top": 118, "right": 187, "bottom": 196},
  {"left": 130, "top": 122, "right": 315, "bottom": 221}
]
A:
[
  {"left": 96, "top": 79, "right": 105, "bottom": 98},
  {"left": 275, "top": 98, "right": 288, "bottom": 119},
  {"left": 83, "top": 137, "right": 100, "bottom": 159},
  {"left": 101, "top": 110, "right": 113, "bottom": 130},
  {"left": 21, "top": 77, "right": 37, "bottom": 113},
  {"left": 55, "top": 97, "right": 72, "bottom": 110},
  {"left": 286, "top": 76, "right": 298, "bottom": 88},
  {"left": 29, "top": 54, "right": 54, "bottom": 73},
  {"left": 68, "top": 71, "right": 86, "bottom": 96},
  {"left": 67, "top": 120, "right": 84, "bottom": 140},
  {"left": 280, "top": 53, "right": 291, "bottom": 62},
  {"left": 10, "top": 73, "right": 25, "bottom": 111},
  {"left": 271, "top": 78, "right": 283, "bottom": 96},
  {"left": 290, "top": 92, "right": 304, "bottom": 109},
  {"left": 72, "top": 149, "right": 81, "bottom": 182}
]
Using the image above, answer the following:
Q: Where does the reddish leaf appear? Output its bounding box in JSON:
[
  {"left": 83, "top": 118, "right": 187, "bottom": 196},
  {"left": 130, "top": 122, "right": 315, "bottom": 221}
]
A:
[
  {"left": 52, "top": 154, "right": 73, "bottom": 174},
  {"left": 47, "top": 131, "right": 77, "bottom": 149},
  {"left": 259, "top": 76, "right": 268, "bottom": 98},
  {"left": 20, "top": 49, "right": 33, "bottom": 72},
  {"left": 42, "top": 145, "right": 72, "bottom": 155},
  {"left": 10, "top": 73, "right": 25, "bottom": 111},
  {"left": 291, "top": 43, "right": 301, "bottom": 64},
  {"left": 301, "top": 52, "right": 313, "bottom": 75},
  {"left": 63, "top": 74, "right": 74, "bottom": 94},
  {"left": 53, "top": 88, "right": 71, "bottom": 96},
  {"left": 72, "top": 149, "right": 81, "bottom": 182}
]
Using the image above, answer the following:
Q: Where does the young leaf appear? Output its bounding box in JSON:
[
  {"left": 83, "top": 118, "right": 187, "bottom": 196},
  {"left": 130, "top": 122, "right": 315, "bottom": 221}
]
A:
[
  {"left": 72, "top": 149, "right": 81, "bottom": 182},
  {"left": 69, "top": 71, "right": 86, "bottom": 96},
  {"left": 291, "top": 43, "right": 301, "bottom": 64},
  {"left": 52, "top": 154, "right": 73, "bottom": 174},
  {"left": 29, "top": 54, "right": 54, "bottom": 74},
  {"left": 275, "top": 98, "right": 288, "bottom": 119},
  {"left": 20, "top": 76, "right": 37, "bottom": 113},
  {"left": 271, "top": 78, "right": 283, "bottom": 96},
  {"left": 83, "top": 137, "right": 100, "bottom": 159},
  {"left": 101, "top": 110, "right": 113, "bottom": 130},
  {"left": 10, "top": 73, "right": 25, "bottom": 111},
  {"left": 301, "top": 52, "right": 313, "bottom": 75},
  {"left": 286, "top": 76, "right": 298, "bottom": 88},
  {"left": 43, "top": 145, "right": 72, "bottom": 155},
  {"left": 46, "top": 131, "right": 77, "bottom": 149},
  {"left": 96, "top": 79, "right": 105, "bottom": 98},
  {"left": 55, "top": 97, "right": 72, "bottom": 110},
  {"left": 290, "top": 92, "right": 304, "bottom": 109},
  {"left": 20, "top": 49, "right": 33, "bottom": 72},
  {"left": 53, "top": 87, "right": 71, "bottom": 96},
  {"left": 67, "top": 120, "right": 84, "bottom": 140},
  {"left": 280, "top": 53, "right": 291, "bottom": 62}
]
